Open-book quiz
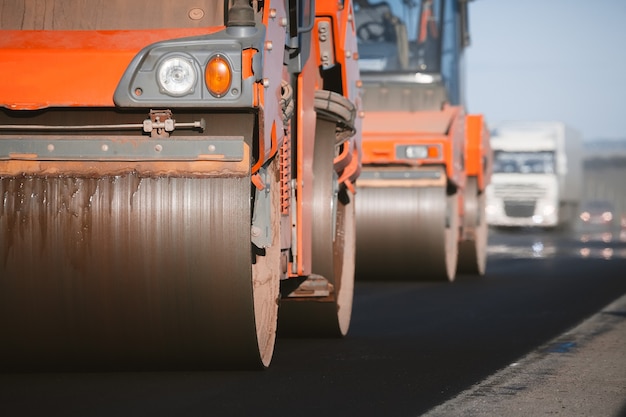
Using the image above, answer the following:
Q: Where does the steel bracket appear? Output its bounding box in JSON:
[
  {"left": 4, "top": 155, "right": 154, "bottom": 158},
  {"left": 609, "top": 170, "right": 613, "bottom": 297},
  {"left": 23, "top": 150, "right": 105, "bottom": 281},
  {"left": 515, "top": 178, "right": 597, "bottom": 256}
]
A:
[{"left": 251, "top": 164, "right": 273, "bottom": 248}]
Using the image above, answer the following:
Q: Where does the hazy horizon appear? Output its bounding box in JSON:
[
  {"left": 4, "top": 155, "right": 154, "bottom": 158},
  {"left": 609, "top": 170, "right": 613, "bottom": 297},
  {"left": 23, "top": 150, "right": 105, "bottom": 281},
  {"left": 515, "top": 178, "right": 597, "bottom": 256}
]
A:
[{"left": 465, "top": 0, "right": 626, "bottom": 141}]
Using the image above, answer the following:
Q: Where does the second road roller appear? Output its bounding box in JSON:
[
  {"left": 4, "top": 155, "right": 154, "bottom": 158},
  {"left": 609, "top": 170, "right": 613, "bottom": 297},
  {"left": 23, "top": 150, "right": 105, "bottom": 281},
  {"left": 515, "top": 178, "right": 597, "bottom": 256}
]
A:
[
  {"left": 354, "top": 0, "right": 492, "bottom": 281},
  {"left": 0, "top": 0, "right": 362, "bottom": 369}
]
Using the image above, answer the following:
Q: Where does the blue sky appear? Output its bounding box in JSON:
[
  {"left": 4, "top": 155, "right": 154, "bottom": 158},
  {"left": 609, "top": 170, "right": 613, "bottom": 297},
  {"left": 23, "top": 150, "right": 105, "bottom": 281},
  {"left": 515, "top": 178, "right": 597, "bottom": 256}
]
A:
[{"left": 465, "top": 0, "right": 626, "bottom": 140}]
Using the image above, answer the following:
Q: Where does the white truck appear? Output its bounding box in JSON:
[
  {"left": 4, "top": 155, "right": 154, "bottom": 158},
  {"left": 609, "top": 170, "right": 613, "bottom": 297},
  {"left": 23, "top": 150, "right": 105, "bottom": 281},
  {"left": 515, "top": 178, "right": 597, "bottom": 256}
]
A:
[{"left": 485, "top": 121, "right": 582, "bottom": 228}]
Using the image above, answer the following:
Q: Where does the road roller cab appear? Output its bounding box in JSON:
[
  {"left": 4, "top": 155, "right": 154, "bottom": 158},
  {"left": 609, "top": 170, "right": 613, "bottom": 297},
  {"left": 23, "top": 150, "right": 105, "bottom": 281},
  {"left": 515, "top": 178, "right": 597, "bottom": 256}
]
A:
[
  {"left": 354, "top": 0, "right": 491, "bottom": 281},
  {"left": 0, "top": 0, "right": 362, "bottom": 370}
]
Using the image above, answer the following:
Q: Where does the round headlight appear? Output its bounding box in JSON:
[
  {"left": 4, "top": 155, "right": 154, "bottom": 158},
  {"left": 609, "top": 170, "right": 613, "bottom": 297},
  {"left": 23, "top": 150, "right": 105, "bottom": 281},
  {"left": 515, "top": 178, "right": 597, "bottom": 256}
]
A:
[
  {"left": 157, "top": 56, "right": 197, "bottom": 96},
  {"left": 205, "top": 55, "right": 232, "bottom": 97}
]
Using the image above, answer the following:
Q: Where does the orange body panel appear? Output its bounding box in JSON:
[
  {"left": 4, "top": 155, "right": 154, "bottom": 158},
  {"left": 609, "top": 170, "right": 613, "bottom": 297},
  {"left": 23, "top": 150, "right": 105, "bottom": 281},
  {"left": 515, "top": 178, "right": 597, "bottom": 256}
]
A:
[
  {"left": 0, "top": 28, "right": 218, "bottom": 109},
  {"left": 294, "top": 42, "right": 320, "bottom": 277},
  {"left": 314, "top": 0, "right": 361, "bottom": 111},
  {"left": 288, "top": 0, "right": 362, "bottom": 277},
  {"left": 464, "top": 113, "right": 492, "bottom": 191},
  {"left": 361, "top": 104, "right": 465, "bottom": 187},
  {"left": 313, "top": 1, "right": 363, "bottom": 190}
]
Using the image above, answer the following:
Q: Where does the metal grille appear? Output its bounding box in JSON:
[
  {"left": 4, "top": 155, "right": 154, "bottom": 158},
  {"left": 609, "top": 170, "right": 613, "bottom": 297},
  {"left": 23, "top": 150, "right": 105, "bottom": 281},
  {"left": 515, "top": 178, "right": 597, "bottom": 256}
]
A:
[
  {"left": 494, "top": 183, "right": 546, "bottom": 200},
  {"left": 504, "top": 201, "right": 536, "bottom": 218}
]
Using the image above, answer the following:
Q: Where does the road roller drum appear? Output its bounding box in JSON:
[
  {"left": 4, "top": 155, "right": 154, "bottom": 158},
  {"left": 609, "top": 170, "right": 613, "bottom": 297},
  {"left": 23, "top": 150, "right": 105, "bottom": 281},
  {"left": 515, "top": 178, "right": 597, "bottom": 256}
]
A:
[
  {"left": 0, "top": 170, "right": 280, "bottom": 370},
  {"left": 355, "top": 167, "right": 459, "bottom": 282}
]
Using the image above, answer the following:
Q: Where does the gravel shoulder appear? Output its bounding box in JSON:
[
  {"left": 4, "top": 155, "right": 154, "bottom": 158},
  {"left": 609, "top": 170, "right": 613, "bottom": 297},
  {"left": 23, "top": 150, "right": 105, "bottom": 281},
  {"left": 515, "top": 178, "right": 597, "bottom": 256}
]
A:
[{"left": 422, "top": 293, "right": 626, "bottom": 417}]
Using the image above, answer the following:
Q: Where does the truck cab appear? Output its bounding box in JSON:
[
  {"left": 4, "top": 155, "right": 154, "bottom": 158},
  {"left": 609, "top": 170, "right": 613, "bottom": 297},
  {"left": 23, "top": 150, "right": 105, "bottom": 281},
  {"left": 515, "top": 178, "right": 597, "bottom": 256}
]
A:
[{"left": 486, "top": 122, "right": 582, "bottom": 229}]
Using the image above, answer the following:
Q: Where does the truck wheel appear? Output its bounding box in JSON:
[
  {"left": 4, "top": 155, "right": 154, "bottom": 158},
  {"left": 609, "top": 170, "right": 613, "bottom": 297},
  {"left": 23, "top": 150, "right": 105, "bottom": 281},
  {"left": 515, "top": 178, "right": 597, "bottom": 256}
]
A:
[
  {"left": 278, "top": 119, "right": 355, "bottom": 337},
  {"left": 356, "top": 182, "right": 459, "bottom": 281},
  {"left": 0, "top": 169, "right": 280, "bottom": 370},
  {"left": 458, "top": 177, "right": 488, "bottom": 275}
]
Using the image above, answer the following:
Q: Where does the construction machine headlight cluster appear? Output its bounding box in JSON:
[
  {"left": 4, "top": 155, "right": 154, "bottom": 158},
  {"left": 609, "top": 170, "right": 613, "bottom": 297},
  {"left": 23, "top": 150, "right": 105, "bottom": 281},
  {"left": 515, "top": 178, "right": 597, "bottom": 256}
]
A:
[
  {"left": 153, "top": 52, "right": 235, "bottom": 100},
  {"left": 113, "top": 28, "right": 265, "bottom": 108},
  {"left": 156, "top": 53, "right": 234, "bottom": 98},
  {"left": 397, "top": 144, "right": 442, "bottom": 160}
]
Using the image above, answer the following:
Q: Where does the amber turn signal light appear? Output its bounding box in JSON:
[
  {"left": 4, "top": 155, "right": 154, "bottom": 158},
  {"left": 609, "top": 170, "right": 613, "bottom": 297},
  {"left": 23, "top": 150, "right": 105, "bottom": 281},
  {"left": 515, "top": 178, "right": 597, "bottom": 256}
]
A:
[{"left": 205, "top": 55, "right": 232, "bottom": 97}]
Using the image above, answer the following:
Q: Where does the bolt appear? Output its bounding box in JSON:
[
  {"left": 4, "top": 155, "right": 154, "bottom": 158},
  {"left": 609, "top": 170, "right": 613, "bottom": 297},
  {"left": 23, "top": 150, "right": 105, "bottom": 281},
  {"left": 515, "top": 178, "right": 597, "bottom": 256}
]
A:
[
  {"left": 263, "top": 78, "right": 270, "bottom": 88},
  {"left": 188, "top": 8, "right": 205, "bottom": 20},
  {"left": 208, "top": 144, "right": 216, "bottom": 152},
  {"left": 251, "top": 226, "right": 261, "bottom": 237},
  {"left": 265, "top": 41, "right": 273, "bottom": 51},
  {"left": 155, "top": 144, "right": 163, "bottom": 152},
  {"left": 269, "top": 8, "right": 277, "bottom": 18},
  {"left": 101, "top": 144, "right": 109, "bottom": 152}
]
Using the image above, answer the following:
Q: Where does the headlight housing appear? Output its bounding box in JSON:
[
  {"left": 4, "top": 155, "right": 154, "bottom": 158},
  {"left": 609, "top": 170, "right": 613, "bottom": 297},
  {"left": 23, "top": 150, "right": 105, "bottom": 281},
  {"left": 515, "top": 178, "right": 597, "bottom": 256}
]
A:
[{"left": 113, "top": 26, "right": 265, "bottom": 108}]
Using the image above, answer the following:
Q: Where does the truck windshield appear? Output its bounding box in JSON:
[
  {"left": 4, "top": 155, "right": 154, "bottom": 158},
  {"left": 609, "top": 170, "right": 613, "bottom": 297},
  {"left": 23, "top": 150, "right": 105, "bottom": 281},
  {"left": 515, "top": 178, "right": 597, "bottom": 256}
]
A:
[
  {"left": 493, "top": 151, "right": 556, "bottom": 174},
  {"left": 0, "top": 0, "right": 225, "bottom": 30},
  {"left": 354, "top": 0, "right": 441, "bottom": 73}
]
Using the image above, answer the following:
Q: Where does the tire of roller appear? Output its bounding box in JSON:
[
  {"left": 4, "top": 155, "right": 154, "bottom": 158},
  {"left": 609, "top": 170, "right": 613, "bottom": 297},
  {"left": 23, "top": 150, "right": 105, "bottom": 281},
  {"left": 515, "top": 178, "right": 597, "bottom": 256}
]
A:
[
  {"left": 457, "top": 177, "right": 488, "bottom": 276},
  {"left": 278, "top": 119, "right": 355, "bottom": 337}
]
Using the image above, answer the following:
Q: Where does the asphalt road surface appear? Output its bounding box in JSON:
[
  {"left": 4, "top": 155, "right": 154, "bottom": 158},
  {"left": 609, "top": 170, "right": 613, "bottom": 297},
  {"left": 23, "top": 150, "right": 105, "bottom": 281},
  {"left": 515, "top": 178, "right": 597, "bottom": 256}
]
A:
[{"left": 1, "top": 227, "right": 625, "bottom": 417}]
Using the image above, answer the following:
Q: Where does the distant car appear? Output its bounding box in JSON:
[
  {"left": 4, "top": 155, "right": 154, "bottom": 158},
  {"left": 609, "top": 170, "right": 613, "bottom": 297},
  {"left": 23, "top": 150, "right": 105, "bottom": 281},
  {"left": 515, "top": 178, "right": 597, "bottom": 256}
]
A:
[{"left": 578, "top": 200, "right": 615, "bottom": 233}]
